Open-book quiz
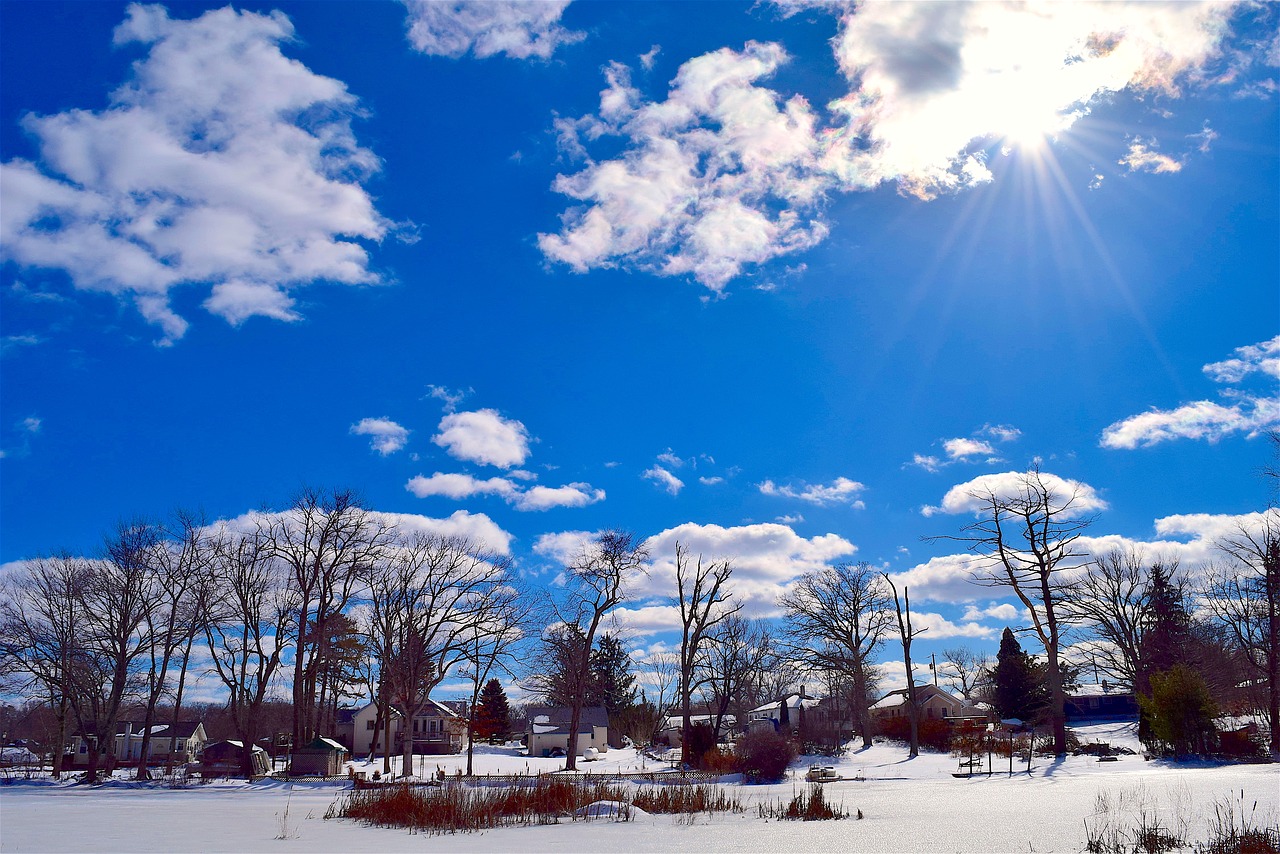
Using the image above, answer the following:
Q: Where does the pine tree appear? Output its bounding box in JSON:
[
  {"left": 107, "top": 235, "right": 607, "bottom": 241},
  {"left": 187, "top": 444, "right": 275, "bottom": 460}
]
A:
[
  {"left": 1139, "top": 664, "right": 1217, "bottom": 757},
  {"left": 587, "top": 634, "right": 636, "bottom": 716},
  {"left": 990, "top": 628, "right": 1048, "bottom": 722},
  {"left": 472, "top": 678, "right": 511, "bottom": 743}
]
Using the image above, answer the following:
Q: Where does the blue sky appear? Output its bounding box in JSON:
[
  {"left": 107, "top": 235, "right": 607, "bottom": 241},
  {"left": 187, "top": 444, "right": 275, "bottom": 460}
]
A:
[{"left": 2, "top": 1, "right": 1277, "bottom": 693}]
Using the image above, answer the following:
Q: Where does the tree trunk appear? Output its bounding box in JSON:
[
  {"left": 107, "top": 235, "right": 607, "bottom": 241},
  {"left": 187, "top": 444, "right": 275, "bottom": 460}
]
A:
[{"left": 165, "top": 631, "right": 196, "bottom": 774}]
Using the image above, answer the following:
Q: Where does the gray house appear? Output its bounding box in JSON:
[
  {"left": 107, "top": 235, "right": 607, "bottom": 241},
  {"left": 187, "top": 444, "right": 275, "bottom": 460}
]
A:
[{"left": 525, "top": 706, "right": 609, "bottom": 757}]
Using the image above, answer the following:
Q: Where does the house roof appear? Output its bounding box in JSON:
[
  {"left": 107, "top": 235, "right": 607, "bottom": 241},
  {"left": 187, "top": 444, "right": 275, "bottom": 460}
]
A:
[
  {"left": 335, "top": 708, "right": 361, "bottom": 726},
  {"left": 412, "top": 698, "right": 462, "bottom": 720},
  {"left": 871, "top": 684, "right": 965, "bottom": 710},
  {"left": 525, "top": 706, "right": 608, "bottom": 736},
  {"left": 749, "top": 694, "right": 822, "bottom": 715},
  {"left": 75, "top": 721, "right": 204, "bottom": 739}
]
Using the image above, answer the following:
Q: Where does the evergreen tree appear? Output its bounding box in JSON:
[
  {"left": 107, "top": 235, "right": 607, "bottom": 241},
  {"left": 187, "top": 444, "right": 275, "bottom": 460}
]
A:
[
  {"left": 1139, "top": 664, "right": 1217, "bottom": 757},
  {"left": 990, "top": 628, "right": 1048, "bottom": 722},
  {"left": 1138, "top": 563, "right": 1192, "bottom": 680},
  {"left": 472, "top": 678, "right": 511, "bottom": 742},
  {"left": 587, "top": 634, "right": 636, "bottom": 715}
]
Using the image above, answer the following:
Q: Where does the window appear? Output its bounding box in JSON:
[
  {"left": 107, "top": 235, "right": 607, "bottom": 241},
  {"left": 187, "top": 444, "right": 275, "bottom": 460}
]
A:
[{"left": 366, "top": 720, "right": 375, "bottom": 731}]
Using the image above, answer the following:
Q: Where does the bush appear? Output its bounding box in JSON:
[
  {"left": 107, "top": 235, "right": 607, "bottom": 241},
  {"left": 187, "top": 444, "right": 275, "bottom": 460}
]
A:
[
  {"left": 735, "top": 728, "right": 797, "bottom": 783},
  {"left": 1139, "top": 665, "right": 1218, "bottom": 757},
  {"left": 699, "top": 746, "right": 737, "bottom": 775},
  {"left": 758, "top": 784, "right": 849, "bottom": 821},
  {"left": 684, "top": 723, "right": 717, "bottom": 768}
]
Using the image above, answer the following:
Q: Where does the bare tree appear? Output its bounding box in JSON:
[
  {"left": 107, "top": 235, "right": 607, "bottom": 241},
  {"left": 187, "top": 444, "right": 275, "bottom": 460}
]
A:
[
  {"left": 134, "top": 512, "right": 212, "bottom": 779},
  {"left": 203, "top": 530, "right": 300, "bottom": 779},
  {"left": 701, "top": 614, "right": 773, "bottom": 742},
  {"left": 262, "top": 487, "right": 395, "bottom": 746},
  {"left": 940, "top": 646, "right": 992, "bottom": 702},
  {"left": 67, "top": 523, "right": 160, "bottom": 782},
  {"left": 0, "top": 554, "right": 89, "bottom": 778},
  {"left": 460, "top": 589, "right": 526, "bottom": 775},
  {"left": 672, "top": 544, "right": 741, "bottom": 765},
  {"left": 378, "top": 534, "right": 513, "bottom": 778},
  {"left": 1208, "top": 512, "right": 1280, "bottom": 755},
  {"left": 635, "top": 650, "right": 679, "bottom": 745},
  {"left": 930, "top": 468, "right": 1093, "bottom": 756},
  {"left": 1061, "top": 548, "right": 1173, "bottom": 690},
  {"left": 778, "top": 562, "right": 890, "bottom": 749},
  {"left": 883, "top": 574, "right": 924, "bottom": 758},
  {"left": 551, "top": 530, "right": 648, "bottom": 771}
]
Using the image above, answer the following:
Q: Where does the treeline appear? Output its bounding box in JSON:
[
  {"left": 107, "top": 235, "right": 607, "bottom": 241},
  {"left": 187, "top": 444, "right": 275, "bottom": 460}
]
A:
[{"left": 1, "top": 474, "right": 1276, "bottom": 784}]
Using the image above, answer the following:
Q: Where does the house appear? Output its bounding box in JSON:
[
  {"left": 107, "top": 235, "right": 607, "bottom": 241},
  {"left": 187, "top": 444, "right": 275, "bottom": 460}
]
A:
[
  {"left": 747, "top": 692, "right": 822, "bottom": 733},
  {"left": 403, "top": 699, "right": 467, "bottom": 756},
  {"left": 348, "top": 703, "right": 403, "bottom": 757},
  {"left": 525, "top": 706, "right": 609, "bottom": 757},
  {"left": 658, "top": 713, "right": 737, "bottom": 747},
  {"left": 289, "top": 736, "right": 349, "bottom": 776},
  {"left": 200, "top": 740, "right": 271, "bottom": 777},
  {"left": 1065, "top": 683, "right": 1139, "bottom": 722},
  {"left": 870, "top": 685, "right": 984, "bottom": 723},
  {"left": 65, "top": 721, "right": 207, "bottom": 769},
  {"left": 333, "top": 707, "right": 360, "bottom": 751}
]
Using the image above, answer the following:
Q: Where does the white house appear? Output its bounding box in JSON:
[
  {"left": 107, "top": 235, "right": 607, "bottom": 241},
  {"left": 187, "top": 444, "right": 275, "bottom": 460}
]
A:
[
  {"left": 66, "top": 721, "right": 207, "bottom": 769},
  {"left": 747, "top": 693, "right": 822, "bottom": 733},
  {"left": 525, "top": 706, "right": 609, "bottom": 757},
  {"left": 871, "top": 685, "right": 983, "bottom": 722}
]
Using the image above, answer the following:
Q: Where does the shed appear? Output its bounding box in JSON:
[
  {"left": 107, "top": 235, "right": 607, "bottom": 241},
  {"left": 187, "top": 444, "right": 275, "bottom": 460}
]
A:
[
  {"left": 201, "top": 740, "right": 270, "bottom": 777},
  {"left": 290, "top": 737, "right": 349, "bottom": 776}
]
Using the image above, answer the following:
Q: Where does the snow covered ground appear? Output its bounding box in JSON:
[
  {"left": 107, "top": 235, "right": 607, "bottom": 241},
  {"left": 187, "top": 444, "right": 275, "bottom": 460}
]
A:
[{"left": 2, "top": 723, "right": 1275, "bottom": 853}]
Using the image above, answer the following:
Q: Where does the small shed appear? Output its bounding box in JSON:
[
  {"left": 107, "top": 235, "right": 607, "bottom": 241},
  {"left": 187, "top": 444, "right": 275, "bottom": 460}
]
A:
[
  {"left": 290, "top": 737, "right": 349, "bottom": 776},
  {"left": 201, "top": 740, "right": 270, "bottom": 777}
]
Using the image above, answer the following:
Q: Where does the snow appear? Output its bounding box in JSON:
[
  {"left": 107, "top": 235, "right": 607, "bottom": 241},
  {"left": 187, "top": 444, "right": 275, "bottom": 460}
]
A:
[{"left": 2, "top": 726, "right": 1275, "bottom": 853}]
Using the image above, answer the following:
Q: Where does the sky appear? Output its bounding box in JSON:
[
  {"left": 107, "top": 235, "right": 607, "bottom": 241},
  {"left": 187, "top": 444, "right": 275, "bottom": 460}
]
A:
[{"left": 1, "top": 0, "right": 1278, "bottom": 698}]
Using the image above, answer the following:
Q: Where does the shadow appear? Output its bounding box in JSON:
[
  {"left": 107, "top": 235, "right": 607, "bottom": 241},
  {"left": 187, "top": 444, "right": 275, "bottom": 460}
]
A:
[{"left": 1040, "top": 755, "right": 1067, "bottom": 777}]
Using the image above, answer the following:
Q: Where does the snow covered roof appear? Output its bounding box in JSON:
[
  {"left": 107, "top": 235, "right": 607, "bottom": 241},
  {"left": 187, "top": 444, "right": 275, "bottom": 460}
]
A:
[
  {"left": 524, "top": 706, "right": 609, "bottom": 735},
  {"left": 749, "top": 694, "right": 821, "bottom": 715}
]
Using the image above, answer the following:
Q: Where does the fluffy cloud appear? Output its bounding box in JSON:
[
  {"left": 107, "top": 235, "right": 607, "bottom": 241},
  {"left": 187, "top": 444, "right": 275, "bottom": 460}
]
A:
[
  {"left": 886, "top": 552, "right": 991, "bottom": 604},
  {"left": 0, "top": 5, "right": 388, "bottom": 344},
  {"left": 922, "top": 470, "right": 1108, "bottom": 517},
  {"left": 642, "top": 521, "right": 857, "bottom": 617},
  {"left": 908, "top": 611, "right": 998, "bottom": 640},
  {"left": 350, "top": 417, "right": 410, "bottom": 455},
  {"left": 642, "top": 465, "right": 685, "bottom": 495},
  {"left": 405, "top": 472, "right": 603, "bottom": 512},
  {"left": 540, "top": 42, "right": 831, "bottom": 292},
  {"left": 432, "top": 409, "right": 531, "bottom": 468},
  {"left": 910, "top": 424, "right": 1021, "bottom": 471},
  {"left": 758, "top": 476, "right": 865, "bottom": 507},
  {"left": 541, "top": 3, "right": 1240, "bottom": 291},
  {"left": 218, "top": 506, "right": 513, "bottom": 555},
  {"left": 1119, "top": 138, "right": 1183, "bottom": 173},
  {"left": 1102, "top": 336, "right": 1280, "bottom": 449},
  {"left": 403, "top": 0, "right": 583, "bottom": 60}
]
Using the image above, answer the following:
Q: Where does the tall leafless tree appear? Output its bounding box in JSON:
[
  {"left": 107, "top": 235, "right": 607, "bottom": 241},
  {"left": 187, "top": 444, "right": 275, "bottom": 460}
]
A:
[
  {"left": 0, "top": 554, "right": 89, "bottom": 778},
  {"left": 930, "top": 468, "right": 1094, "bottom": 756},
  {"left": 460, "top": 589, "right": 527, "bottom": 775},
  {"left": 883, "top": 574, "right": 924, "bottom": 758},
  {"left": 550, "top": 530, "right": 648, "bottom": 771},
  {"left": 1061, "top": 548, "right": 1173, "bottom": 690},
  {"left": 203, "top": 529, "right": 300, "bottom": 779},
  {"left": 701, "top": 614, "right": 773, "bottom": 742},
  {"left": 672, "top": 544, "right": 741, "bottom": 765},
  {"left": 261, "top": 488, "right": 395, "bottom": 746},
  {"left": 376, "top": 534, "right": 513, "bottom": 778},
  {"left": 779, "top": 562, "right": 890, "bottom": 749},
  {"left": 1208, "top": 511, "right": 1280, "bottom": 755}
]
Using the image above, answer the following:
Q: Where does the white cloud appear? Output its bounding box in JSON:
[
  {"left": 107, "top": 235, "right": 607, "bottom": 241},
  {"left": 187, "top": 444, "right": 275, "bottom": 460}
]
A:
[
  {"left": 532, "top": 530, "right": 597, "bottom": 565},
  {"left": 432, "top": 409, "right": 531, "bottom": 468},
  {"left": 642, "top": 521, "right": 857, "bottom": 617},
  {"left": 219, "top": 506, "right": 514, "bottom": 556},
  {"left": 406, "top": 472, "right": 517, "bottom": 500},
  {"left": 405, "top": 472, "right": 603, "bottom": 512},
  {"left": 908, "top": 611, "right": 998, "bottom": 640},
  {"left": 942, "top": 437, "right": 997, "bottom": 460},
  {"left": 1102, "top": 337, "right": 1280, "bottom": 449},
  {"left": 886, "top": 552, "right": 991, "bottom": 604},
  {"left": 0, "top": 5, "right": 388, "bottom": 345},
  {"left": 910, "top": 424, "right": 1020, "bottom": 471},
  {"left": 776, "top": 514, "right": 805, "bottom": 524},
  {"left": 961, "top": 602, "right": 1022, "bottom": 622},
  {"left": 1202, "top": 336, "right": 1280, "bottom": 383},
  {"left": 350, "top": 417, "right": 409, "bottom": 455},
  {"left": 21, "top": 417, "right": 41, "bottom": 434},
  {"left": 426, "top": 384, "right": 469, "bottom": 413},
  {"left": 540, "top": 42, "right": 831, "bottom": 292},
  {"left": 512, "top": 483, "right": 605, "bottom": 512},
  {"left": 1119, "top": 138, "right": 1183, "bottom": 173},
  {"left": 699, "top": 476, "right": 725, "bottom": 486},
  {"left": 642, "top": 465, "right": 685, "bottom": 495},
  {"left": 656, "top": 449, "right": 685, "bottom": 468},
  {"left": 403, "top": 0, "right": 584, "bottom": 60},
  {"left": 922, "top": 470, "right": 1108, "bottom": 517},
  {"left": 758, "top": 476, "right": 865, "bottom": 507}
]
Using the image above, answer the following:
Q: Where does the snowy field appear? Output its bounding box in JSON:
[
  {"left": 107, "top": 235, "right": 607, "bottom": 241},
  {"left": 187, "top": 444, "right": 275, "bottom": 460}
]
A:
[{"left": 2, "top": 723, "right": 1275, "bottom": 853}]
